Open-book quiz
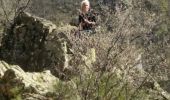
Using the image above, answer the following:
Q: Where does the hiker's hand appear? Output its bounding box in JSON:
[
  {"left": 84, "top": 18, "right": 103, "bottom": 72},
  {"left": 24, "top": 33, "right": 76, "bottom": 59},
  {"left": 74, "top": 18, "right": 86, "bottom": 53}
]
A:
[
  {"left": 91, "top": 22, "right": 95, "bottom": 25},
  {"left": 84, "top": 19, "right": 95, "bottom": 25},
  {"left": 84, "top": 19, "right": 88, "bottom": 22}
]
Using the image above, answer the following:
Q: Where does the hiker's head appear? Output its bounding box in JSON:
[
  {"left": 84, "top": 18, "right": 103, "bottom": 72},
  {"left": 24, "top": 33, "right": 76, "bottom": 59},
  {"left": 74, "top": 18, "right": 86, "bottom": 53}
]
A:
[{"left": 81, "top": 0, "right": 90, "bottom": 13}]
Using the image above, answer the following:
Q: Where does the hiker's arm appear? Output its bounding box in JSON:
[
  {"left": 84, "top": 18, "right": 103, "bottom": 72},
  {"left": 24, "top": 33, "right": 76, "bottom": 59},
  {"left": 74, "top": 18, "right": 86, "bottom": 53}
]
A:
[
  {"left": 79, "top": 14, "right": 95, "bottom": 25},
  {"left": 84, "top": 19, "right": 95, "bottom": 25},
  {"left": 79, "top": 22, "right": 83, "bottom": 31}
]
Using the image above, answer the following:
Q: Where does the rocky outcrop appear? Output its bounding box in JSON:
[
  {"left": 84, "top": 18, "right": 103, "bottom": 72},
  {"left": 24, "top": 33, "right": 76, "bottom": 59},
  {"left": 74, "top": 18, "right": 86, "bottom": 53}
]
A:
[
  {"left": 0, "top": 61, "right": 59, "bottom": 100},
  {"left": 0, "top": 12, "right": 73, "bottom": 78}
]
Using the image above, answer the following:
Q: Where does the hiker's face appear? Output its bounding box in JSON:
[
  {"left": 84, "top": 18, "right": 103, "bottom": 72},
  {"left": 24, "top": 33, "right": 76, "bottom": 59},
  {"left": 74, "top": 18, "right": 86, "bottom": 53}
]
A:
[{"left": 83, "top": 3, "right": 90, "bottom": 12}]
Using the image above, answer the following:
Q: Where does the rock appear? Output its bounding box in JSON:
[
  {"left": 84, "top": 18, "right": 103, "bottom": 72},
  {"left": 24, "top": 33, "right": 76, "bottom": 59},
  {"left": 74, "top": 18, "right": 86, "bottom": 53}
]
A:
[
  {"left": 56, "top": 24, "right": 77, "bottom": 34},
  {"left": 0, "top": 61, "right": 11, "bottom": 78},
  {"left": 78, "top": 48, "right": 96, "bottom": 75},
  {"left": 0, "top": 12, "right": 73, "bottom": 78},
  {"left": 0, "top": 60, "right": 59, "bottom": 99},
  {"left": 82, "top": 48, "right": 96, "bottom": 67},
  {"left": 44, "top": 32, "right": 73, "bottom": 79}
]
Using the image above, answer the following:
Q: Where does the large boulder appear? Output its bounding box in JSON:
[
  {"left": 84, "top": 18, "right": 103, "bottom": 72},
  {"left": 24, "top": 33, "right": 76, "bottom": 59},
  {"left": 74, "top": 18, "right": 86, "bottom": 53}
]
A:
[
  {"left": 0, "top": 12, "right": 73, "bottom": 78},
  {"left": 0, "top": 61, "right": 59, "bottom": 100}
]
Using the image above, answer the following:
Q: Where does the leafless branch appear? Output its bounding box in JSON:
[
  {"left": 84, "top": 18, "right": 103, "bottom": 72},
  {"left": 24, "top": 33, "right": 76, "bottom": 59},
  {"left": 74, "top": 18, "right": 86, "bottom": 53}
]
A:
[{"left": 0, "top": 0, "right": 10, "bottom": 23}]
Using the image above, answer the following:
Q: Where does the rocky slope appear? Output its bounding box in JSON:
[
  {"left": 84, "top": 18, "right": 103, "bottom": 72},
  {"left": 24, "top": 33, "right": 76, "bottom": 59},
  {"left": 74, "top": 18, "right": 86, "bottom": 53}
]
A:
[
  {"left": 0, "top": 11, "right": 96, "bottom": 100},
  {"left": 0, "top": 0, "right": 169, "bottom": 99},
  {"left": 0, "top": 61, "right": 59, "bottom": 100},
  {"left": 0, "top": 12, "right": 74, "bottom": 79}
]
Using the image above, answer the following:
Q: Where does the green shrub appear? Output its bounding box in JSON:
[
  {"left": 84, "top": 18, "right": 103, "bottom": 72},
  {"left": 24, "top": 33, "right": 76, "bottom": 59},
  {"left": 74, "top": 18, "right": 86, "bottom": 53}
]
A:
[
  {"left": 159, "top": 0, "right": 169, "bottom": 13},
  {"left": 54, "top": 71, "right": 153, "bottom": 100}
]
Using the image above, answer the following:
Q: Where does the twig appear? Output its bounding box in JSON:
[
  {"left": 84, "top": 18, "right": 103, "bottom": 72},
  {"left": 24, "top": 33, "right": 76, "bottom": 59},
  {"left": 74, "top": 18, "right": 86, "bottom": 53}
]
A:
[
  {"left": 14, "top": 0, "right": 31, "bottom": 19},
  {"left": 0, "top": 0, "right": 10, "bottom": 23}
]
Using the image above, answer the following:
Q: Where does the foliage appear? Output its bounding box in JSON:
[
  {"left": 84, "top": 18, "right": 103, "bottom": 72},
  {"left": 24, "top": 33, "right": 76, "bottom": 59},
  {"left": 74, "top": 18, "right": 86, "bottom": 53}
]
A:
[
  {"left": 10, "top": 87, "right": 22, "bottom": 100},
  {"left": 159, "top": 0, "right": 169, "bottom": 13},
  {"left": 52, "top": 70, "right": 157, "bottom": 100},
  {"left": 0, "top": 0, "right": 170, "bottom": 100}
]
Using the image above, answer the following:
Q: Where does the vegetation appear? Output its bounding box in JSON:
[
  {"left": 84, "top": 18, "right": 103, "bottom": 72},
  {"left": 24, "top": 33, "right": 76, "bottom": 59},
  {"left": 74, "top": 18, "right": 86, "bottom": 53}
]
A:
[{"left": 0, "top": 0, "right": 170, "bottom": 100}]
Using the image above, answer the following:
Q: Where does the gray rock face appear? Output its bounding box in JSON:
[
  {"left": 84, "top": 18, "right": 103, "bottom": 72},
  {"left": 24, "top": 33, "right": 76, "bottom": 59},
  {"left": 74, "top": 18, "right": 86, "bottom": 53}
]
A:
[{"left": 0, "top": 12, "right": 73, "bottom": 78}]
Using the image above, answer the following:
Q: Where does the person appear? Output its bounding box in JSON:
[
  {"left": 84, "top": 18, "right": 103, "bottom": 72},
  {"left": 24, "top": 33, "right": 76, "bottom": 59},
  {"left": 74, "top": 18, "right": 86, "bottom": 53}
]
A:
[{"left": 79, "top": 0, "right": 96, "bottom": 31}]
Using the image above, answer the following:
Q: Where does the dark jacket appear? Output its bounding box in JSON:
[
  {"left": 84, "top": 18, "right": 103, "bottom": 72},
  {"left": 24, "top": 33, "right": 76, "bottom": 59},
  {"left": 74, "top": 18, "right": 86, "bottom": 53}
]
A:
[{"left": 79, "top": 9, "right": 96, "bottom": 30}]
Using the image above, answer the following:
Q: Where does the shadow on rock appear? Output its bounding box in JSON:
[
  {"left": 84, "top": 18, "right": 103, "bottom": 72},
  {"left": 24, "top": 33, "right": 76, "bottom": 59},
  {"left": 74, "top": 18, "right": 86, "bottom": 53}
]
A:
[{"left": 0, "top": 12, "right": 74, "bottom": 80}]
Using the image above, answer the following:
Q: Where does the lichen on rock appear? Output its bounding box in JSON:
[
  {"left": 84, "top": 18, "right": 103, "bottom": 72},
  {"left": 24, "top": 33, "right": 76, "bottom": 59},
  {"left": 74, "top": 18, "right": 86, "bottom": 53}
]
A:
[{"left": 0, "top": 61, "right": 59, "bottom": 99}]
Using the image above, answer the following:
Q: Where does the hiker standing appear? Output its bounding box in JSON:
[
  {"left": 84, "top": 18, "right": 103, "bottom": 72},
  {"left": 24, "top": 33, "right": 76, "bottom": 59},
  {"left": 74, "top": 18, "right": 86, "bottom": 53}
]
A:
[{"left": 79, "top": 0, "right": 96, "bottom": 31}]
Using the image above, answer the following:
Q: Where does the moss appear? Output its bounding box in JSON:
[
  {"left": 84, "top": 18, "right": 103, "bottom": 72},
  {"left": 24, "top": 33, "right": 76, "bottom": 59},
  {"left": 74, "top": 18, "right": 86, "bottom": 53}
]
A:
[
  {"left": 36, "top": 76, "right": 44, "bottom": 83},
  {"left": 54, "top": 80, "right": 79, "bottom": 100},
  {"left": 159, "top": 0, "right": 169, "bottom": 13},
  {"left": 10, "top": 87, "right": 22, "bottom": 100},
  {"left": 155, "top": 23, "right": 168, "bottom": 35}
]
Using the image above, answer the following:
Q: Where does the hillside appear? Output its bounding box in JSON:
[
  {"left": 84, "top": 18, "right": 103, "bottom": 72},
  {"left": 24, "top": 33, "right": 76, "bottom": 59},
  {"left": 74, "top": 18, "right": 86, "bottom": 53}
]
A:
[{"left": 0, "top": 0, "right": 170, "bottom": 99}]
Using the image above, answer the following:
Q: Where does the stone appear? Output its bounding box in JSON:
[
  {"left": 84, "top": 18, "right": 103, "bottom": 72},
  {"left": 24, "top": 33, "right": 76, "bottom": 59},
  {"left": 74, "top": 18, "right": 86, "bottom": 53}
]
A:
[
  {"left": 0, "top": 61, "right": 10, "bottom": 78},
  {"left": 0, "top": 61, "right": 59, "bottom": 99},
  {"left": 79, "top": 48, "right": 96, "bottom": 74},
  {"left": 0, "top": 12, "right": 73, "bottom": 78}
]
